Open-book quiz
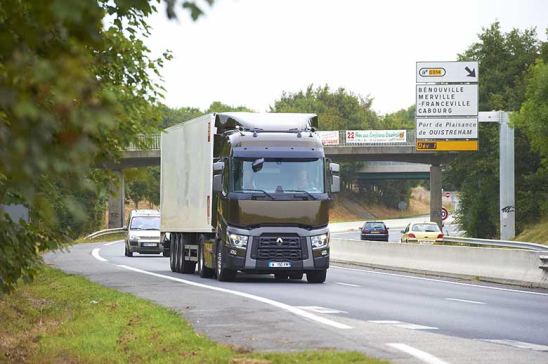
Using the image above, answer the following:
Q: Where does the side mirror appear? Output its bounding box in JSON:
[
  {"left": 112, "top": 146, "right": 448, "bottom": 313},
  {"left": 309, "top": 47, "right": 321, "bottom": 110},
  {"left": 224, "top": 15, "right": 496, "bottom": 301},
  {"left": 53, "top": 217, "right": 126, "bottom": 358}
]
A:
[
  {"left": 213, "top": 174, "right": 223, "bottom": 192},
  {"left": 123, "top": 225, "right": 127, "bottom": 230},
  {"left": 400, "top": 230, "right": 405, "bottom": 234},
  {"left": 331, "top": 175, "right": 340, "bottom": 193},
  {"left": 329, "top": 163, "right": 340, "bottom": 173},
  {"left": 386, "top": 227, "right": 390, "bottom": 230},
  {"left": 213, "top": 161, "right": 225, "bottom": 172}
]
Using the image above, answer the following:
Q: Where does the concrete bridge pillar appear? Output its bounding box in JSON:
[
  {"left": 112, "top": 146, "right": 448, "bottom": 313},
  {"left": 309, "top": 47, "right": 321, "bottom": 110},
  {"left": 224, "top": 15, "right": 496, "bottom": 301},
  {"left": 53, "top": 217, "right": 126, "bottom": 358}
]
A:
[
  {"left": 108, "top": 170, "right": 125, "bottom": 228},
  {"left": 429, "top": 164, "right": 442, "bottom": 229}
]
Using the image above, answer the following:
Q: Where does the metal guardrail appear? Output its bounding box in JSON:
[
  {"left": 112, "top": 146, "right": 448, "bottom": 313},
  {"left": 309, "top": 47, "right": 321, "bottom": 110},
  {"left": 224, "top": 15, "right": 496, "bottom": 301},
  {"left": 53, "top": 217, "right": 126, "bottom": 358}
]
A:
[
  {"left": 85, "top": 227, "right": 126, "bottom": 240},
  {"left": 125, "top": 130, "right": 417, "bottom": 152},
  {"left": 443, "top": 236, "right": 548, "bottom": 251}
]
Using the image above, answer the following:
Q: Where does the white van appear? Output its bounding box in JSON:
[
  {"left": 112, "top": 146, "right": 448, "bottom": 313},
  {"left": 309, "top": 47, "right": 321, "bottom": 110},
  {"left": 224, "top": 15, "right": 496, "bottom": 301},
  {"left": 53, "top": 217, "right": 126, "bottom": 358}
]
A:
[{"left": 124, "top": 209, "right": 165, "bottom": 257}]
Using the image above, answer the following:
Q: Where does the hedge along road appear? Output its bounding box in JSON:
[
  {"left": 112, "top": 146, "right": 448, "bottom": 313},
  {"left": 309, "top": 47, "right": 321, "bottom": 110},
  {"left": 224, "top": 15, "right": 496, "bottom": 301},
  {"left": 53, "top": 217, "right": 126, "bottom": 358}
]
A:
[{"left": 45, "top": 241, "right": 548, "bottom": 364}]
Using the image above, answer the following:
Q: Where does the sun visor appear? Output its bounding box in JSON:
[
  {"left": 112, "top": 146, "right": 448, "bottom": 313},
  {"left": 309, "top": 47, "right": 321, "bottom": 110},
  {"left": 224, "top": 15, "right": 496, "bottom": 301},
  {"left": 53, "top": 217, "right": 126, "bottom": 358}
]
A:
[{"left": 215, "top": 112, "right": 318, "bottom": 133}]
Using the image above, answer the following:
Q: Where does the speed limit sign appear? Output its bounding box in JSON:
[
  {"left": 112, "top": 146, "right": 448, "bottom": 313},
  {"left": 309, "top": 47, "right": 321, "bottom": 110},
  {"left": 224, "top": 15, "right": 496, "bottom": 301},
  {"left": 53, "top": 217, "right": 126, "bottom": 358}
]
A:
[{"left": 441, "top": 207, "right": 449, "bottom": 221}]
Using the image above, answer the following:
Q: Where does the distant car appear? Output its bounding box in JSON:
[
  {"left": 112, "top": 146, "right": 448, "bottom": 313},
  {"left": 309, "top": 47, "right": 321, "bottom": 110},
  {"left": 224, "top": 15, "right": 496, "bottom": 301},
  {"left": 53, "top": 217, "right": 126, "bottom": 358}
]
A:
[
  {"left": 360, "top": 221, "right": 389, "bottom": 241},
  {"left": 125, "top": 209, "right": 165, "bottom": 257},
  {"left": 400, "top": 222, "right": 444, "bottom": 244}
]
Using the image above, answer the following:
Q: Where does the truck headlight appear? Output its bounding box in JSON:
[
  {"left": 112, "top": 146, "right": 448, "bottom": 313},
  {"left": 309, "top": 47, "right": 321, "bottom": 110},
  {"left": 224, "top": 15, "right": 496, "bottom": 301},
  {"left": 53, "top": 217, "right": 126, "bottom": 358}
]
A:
[
  {"left": 129, "top": 235, "right": 140, "bottom": 242},
  {"left": 227, "top": 233, "right": 248, "bottom": 249},
  {"left": 311, "top": 234, "right": 329, "bottom": 249}
]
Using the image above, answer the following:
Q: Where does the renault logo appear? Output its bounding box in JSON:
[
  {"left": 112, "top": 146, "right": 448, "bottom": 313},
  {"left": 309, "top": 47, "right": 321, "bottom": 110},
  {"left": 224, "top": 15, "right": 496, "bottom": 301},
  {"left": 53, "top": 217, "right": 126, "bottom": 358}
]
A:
[{"left": 276, "top": 237, "right": 283, "bottom": 246}]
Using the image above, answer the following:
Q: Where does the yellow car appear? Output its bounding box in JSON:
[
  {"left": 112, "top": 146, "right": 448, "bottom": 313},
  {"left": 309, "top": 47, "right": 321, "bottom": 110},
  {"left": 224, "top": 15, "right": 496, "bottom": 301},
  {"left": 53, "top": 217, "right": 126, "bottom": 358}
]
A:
[{"left": 400, "top": 222, "right": 444, "bottom": 244}]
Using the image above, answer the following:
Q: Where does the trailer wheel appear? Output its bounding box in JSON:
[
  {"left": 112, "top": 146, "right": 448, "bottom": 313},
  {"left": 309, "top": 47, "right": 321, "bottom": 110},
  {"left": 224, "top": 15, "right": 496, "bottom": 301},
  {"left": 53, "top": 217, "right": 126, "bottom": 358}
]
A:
[
  {"left": 198, "top": 235, "right": 214, "bottom": 278},
  {"left": 175, "top": 234, "right": 183, "bottom": 273},
  {"left": 169, "top": 235, "right": 176, "bottom": 272},
  {"left": 180, "top": 233, "right": 196, "bottom": 274},
  {"left": 215, "top": 241, "right": 236, "bottom": 282},
  {"left": 306, "top": 270, "right": 327, "bottom": 283}
]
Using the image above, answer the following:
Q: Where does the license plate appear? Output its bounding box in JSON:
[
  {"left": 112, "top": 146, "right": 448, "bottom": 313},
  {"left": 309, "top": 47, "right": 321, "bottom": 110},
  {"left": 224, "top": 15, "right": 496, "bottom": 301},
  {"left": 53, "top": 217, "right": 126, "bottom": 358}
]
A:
[
  {"left": 371, "top": 231, "right": 380, "bottom": 234},
  {"left": 269, "top": 262, "right": 291, "bottom": 268},
  {"left": 143, "top": 243, "right": 158, "bottom": 247},
  {"left": 419, "top": 240, "right": 434, "bottom": 245}
]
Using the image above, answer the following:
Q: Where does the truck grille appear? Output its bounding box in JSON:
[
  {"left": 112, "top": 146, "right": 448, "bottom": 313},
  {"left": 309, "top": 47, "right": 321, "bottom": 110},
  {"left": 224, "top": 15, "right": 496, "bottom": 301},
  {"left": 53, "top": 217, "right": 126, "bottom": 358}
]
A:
[{"left": 252, "top": 234, "right": 307, "bottom": 261}]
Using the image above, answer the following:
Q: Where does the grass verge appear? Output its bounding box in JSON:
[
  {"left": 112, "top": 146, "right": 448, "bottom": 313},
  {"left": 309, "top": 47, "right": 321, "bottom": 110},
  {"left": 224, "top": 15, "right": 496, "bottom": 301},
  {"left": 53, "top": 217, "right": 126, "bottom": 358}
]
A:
[
  {"left": 75, "top": 232, "right": 126, "bottom": 244},
  {"left": 515, "top": 217, "right": 548, "bottom": 244},
  {"left": 0, "top": 266, "right": 385, "bottom": 363}
]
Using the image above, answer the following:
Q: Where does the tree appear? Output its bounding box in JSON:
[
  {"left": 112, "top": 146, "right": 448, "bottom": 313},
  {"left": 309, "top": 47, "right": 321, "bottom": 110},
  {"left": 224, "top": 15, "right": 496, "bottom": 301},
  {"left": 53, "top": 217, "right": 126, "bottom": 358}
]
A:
[
  {"left": 271, "top": 85, "right": 380, "bottom": 130},
  {"left": 0, "top": 0, "right": 210, "bottom": 293},
  {"left": 444, "top": 22, "right": 544, "bottom": 237},
  {"left": 512, "top": 49, "right": 548, "bottom": 219}
]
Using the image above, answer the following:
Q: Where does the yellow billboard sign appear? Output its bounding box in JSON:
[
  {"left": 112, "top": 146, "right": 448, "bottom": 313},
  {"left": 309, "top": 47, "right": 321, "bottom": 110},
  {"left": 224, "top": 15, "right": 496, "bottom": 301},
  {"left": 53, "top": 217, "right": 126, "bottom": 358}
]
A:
[{"left": 416, "top": 140, "right": 478, "bottom": 151}]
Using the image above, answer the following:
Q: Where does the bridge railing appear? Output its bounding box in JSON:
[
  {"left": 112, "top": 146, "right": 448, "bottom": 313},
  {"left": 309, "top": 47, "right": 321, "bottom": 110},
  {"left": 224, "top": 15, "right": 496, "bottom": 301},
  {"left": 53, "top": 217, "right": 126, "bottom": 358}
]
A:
[
  {"left": 126, "top": 130, "right": 417, "bottom": 151},
  {"left": 127, "top": 134, "right": 161, "bottom": 151}
]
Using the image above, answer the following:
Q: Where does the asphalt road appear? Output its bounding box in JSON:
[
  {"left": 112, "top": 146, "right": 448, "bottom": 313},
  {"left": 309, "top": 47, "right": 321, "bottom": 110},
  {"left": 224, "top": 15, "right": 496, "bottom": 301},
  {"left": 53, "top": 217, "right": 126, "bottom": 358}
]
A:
[{"left": 46, "top": 242, "right": 548, "bottom": 364}]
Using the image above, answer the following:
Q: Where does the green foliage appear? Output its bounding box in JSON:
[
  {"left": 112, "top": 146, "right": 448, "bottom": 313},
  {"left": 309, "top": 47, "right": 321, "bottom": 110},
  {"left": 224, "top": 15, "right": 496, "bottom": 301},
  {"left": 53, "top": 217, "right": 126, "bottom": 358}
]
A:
[
  {"left": 125, "top": 167, "right": 160, "bottom": 208},
  {"left": 271, "top": 84, "right": 380, "bottom": 130},
  {"left": 381, "top": 105, "right": 416, "bottom": 129},
  {"left": 206, "top": 101, "right": 253, "bottom": 113},
  {"left": 445, "top": 22, "right": 545, "bottom": 237},
  {"left": 0, "top": 0, "right": 211, "bottom": 293},
  {"left": 512, "top": 57, "right": 548, "bottom": 218}
]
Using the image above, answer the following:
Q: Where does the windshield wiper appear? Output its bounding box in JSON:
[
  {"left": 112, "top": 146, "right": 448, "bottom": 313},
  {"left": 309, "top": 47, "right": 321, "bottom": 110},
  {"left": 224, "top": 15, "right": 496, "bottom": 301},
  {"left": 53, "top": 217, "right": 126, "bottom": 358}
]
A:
[
  {"left": 234, "top": 189, "right": 275, "bottom": 200},
  {"left": 284, "top": 189, "right": 318, "bottom": 200}
]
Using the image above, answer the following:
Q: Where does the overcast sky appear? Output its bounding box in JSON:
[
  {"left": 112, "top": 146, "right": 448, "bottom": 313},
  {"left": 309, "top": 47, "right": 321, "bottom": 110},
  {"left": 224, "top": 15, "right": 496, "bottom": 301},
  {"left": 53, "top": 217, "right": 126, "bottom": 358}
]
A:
[{"left": 146, "top": 0, "right": 547, "bottom": 115}]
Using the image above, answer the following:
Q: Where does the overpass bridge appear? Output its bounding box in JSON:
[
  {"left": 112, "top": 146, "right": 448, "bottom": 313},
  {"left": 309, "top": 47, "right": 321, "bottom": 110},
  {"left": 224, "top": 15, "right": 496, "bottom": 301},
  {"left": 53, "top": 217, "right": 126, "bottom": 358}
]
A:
[{"left": 107, "top": 131, "right": 459, "bottom": 228}]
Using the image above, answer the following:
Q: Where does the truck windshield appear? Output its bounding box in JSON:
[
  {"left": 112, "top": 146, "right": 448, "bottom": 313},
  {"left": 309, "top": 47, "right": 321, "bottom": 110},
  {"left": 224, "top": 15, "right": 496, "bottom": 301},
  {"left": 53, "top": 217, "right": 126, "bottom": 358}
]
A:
[
  {"left": 232, "top": 158, "right": 324, "bottom": 194},
  {"left": 130, "top": 216, "right": 160, "bottom": 230}
]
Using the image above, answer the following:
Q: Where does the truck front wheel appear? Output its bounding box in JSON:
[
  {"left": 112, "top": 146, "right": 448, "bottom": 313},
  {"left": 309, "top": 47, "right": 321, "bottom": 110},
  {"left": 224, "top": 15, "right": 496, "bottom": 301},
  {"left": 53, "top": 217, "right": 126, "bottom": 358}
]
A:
[
  {"left": 215, "top": 241, "right": 236, "bottom": 282},
  {"left": 306, "top": 270, "right": 327, "bottom": 283}
]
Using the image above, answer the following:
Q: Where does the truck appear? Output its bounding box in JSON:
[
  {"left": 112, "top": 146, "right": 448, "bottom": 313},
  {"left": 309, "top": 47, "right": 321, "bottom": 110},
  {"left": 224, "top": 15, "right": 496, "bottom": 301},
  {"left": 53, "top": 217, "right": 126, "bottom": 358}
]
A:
[{"left": 160, "top": 112, "right": 339, "bottom": 283}]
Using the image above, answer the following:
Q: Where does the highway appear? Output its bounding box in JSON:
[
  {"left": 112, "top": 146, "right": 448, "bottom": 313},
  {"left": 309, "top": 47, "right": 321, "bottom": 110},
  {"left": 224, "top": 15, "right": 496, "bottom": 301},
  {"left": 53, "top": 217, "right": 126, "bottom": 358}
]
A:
[
  {"left": 331, "top": 215, "right": 461, "bottom": 242},
  {"left": 46, "top": 241, "right": 548, "bottom": 364}
]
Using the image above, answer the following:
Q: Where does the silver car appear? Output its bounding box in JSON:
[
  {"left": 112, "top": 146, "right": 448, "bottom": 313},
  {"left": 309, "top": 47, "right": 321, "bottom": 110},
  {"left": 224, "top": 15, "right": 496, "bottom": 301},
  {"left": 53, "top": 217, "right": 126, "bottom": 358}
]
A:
[{"left": 124, "top": 210, "right": 165, "bottom": 257}]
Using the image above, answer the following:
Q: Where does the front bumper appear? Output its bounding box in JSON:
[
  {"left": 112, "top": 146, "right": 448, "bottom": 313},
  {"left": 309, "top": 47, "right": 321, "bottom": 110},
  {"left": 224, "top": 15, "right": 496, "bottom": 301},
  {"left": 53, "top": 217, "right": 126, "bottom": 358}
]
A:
[
  {"left": 129, "top": 240, "right": 163, "bottom": 253},
  {"left": 220, "top": 226, "right": 330, "bottom": 273}
]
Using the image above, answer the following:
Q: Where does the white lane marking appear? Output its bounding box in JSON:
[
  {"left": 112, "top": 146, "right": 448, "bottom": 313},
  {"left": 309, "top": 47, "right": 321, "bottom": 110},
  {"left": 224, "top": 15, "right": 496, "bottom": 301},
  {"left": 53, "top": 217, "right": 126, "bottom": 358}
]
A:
[
  {"left": 90, "top": 247, "right": 351, "bottom": 329},
  {"left": 368, "top": 320, "right": 437, "bottom": 330},
  {"left": 332, "top": 265, "right": 548, "bottom": 297},
  {"left": 91, "top": 248, "right": 108, "bottom": 262},
  {"left": 368, "top": 320, "right": 401, "bottom": 324},
  {"left": 335, "top": 282, "right": 361, "bottom": 287},
  {"left": 104, "top": 240, "right": 122, "bottom": 246},
  {"left": 297, "top": 306, "right": 347, "bottom": 314},
  {"left": 445, "top": 298, "right": 486, "bottom": 305},
  {"left": 387, "top": 343, "right": 449, "bottom": 364},
  {"left": 114, "top": 264, "right": 352, "bottom": 330},
  {"left": 483, "top": 339, "right": 548, "bottom": 352}
]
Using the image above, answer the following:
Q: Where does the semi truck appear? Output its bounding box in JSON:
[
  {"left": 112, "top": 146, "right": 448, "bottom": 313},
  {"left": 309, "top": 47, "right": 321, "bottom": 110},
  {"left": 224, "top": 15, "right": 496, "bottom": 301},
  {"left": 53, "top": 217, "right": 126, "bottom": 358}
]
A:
[{"left": 160, "top": 112, "right": 339, "bottom": 283}]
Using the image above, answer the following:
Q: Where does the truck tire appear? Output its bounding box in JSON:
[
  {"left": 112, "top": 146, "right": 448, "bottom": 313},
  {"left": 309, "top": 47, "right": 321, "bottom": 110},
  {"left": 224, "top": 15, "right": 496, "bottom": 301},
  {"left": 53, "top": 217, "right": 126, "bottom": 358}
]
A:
[
  {"left": 180, "top": 233, "right": 196, "bottom": 274},
  {"left": 198, "top": 235, "right": 214, "bottom": 278},
  {"left": 215, "top": 241, "right": 236, "bottom": 282},
  {"left": 306, "top": 270, "right": 327, "bottom": 283},
  {"left": 169, "top": 236, "right": 176, "bottom": 272}
]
